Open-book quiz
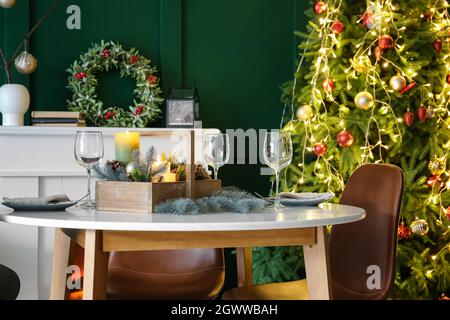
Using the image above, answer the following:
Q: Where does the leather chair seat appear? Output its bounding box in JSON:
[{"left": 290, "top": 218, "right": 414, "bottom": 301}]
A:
[{"left": 223, "top": 280, "right": 308, "bottom": 300}]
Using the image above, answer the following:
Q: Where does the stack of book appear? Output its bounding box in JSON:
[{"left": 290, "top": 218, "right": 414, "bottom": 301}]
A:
[{"left": 31, "top": 112, "right": 86, "bottom": 127}]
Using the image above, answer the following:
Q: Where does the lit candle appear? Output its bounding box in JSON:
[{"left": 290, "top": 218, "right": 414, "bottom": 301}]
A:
[
  {"left": 163, "top": 162, "right": 177, "bottom": 183},
  {"left": 115, "top": 131, "right": 141, "bottom": 165}
]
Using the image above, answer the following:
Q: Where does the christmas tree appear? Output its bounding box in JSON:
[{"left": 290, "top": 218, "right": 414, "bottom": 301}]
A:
[{"left": 255, "top": 0, "right": 450, "bottom": 299}]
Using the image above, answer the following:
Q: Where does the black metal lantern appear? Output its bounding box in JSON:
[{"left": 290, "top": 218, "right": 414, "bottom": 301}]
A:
[{"left": 166, "top": 88, "right": 200, "bottom": 128}]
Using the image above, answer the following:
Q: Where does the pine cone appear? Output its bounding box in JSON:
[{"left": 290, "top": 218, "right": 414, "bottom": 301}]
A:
[
  {"left": 195, "top": 165, "right": 211, "bottom": 180},
  {"left": 107, "top": 160, "right": 122, "bottom": 171}
]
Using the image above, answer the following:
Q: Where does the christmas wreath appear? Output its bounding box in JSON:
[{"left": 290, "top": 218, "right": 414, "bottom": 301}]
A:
[{"left": 67, "top": 41, "right": 163, "bottom": 127}]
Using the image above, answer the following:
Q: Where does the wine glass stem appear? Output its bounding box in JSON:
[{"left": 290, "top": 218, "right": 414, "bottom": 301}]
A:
[
  {"left": 214, "top": 167, "right": 219, "bottom": 180},
  {"left": 86, "top": 168, "right": 92, "bottom": 204},
  {"left": 275, "top": 170, "right": 281, "bottom": 209}
]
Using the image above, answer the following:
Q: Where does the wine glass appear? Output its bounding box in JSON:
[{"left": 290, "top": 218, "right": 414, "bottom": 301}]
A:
[
  {"left": 203, "top": 133, "right": 230, "bottom": 180},
  {"left": 74, "top": 131, "right": 104, "bottom": 208},
  {"left": 263, "top": 132, "right": 293, "bottom": 209}
]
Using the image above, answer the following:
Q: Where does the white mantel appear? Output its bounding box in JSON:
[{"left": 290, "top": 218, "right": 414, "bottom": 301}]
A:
[{"left": 0, "top": 126, "right": 217, "bottom": 300}]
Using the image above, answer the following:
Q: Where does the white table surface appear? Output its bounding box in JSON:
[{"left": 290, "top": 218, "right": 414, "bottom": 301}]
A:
[{"left": 0, "top": 204, "right": 365, "bottom": 232}]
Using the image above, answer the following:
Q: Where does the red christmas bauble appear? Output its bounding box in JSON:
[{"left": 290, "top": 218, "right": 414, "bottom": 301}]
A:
[
  {"left": 379, "top": 35, "right": 394, "bottom": 50},
  {"left": 401, "top": 82, "right": 416, "bottom": 94},
  {"left": 434, "top": 39, "right": 443, "bottom": 53},
  {"left": 404, "top": 111, "right": 414, "bottom": 127},
  {"left": 427, "top": 175, "right": 444, "bottom": 190},
  {"left": 313, "top": 143, "right": 327, "bottom": 157},
  {"left": 398, "top": 223, "right": 412, "bottom": 240},
  {"left": 74, "top": 72, "right": 87, "bottom": 80},
  {"left": 446, "top": 207, "right": 450, "bottom": 220},
  {"left": 322, "top": 79, "right": 335, "bottom": 92},
  {"left": 423, "top": 13, "right": 433, "bottom": 21},
  {"left": 375, "top": 47, "right": 384, "bottom": 60},
  {"left": 418, "top": 106, "right": 427, "bottom": 123},
  {"left": 361, "top": 12, "right": 374, "bottom": 29},
  {"left": 331, "top": 20, "right": 345, "bottom": 34},
  {"left": 147, "top": 75, "right": 159, "bottom": 85},
  {"left": 337, "top": 131, "right": 354, "bottom": 148},
  {"left": 314, "top": 1, "right": 327, "bottom": 14},
  {"left": 446, "top": 74, "right": 450, "bottom": 85},
  {"left": 101, "top": 49, "right": 111, "bottom": 59},
  {"left": 130, "top": 55, "right": 140, "bottom": 65}
]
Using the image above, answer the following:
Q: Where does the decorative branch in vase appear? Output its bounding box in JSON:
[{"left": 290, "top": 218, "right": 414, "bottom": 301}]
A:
[{"left": 0, "top": 0, "right": 58, "bottom": 126}]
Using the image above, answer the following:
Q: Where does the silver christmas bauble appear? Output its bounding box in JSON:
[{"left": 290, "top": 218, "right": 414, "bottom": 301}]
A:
[
  {"left": 296, "top": 105, "right": 313, "bottom": 121},
  {"left": 126, "top": 162, "right": 140, "bottom": 176},
  {"left": 0, "top": 0, "right": 16, "bottom": 9},
  {"left": 14, "top": 51, "right": 38, "bottom": 74},
  {"left": 354, "top": 91, "right": 374, "bottom": 110},
  {"left": 389, "top": 75, "right": 407, "bottom": 92},
  {"left": 411, "top": 219, "right": 429, "bottom": 236}
]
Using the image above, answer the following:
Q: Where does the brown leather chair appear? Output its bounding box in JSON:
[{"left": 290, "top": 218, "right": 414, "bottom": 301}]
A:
[
  {"left": 107, "top": 249, "right": 225, "bottom": 300},
  {"left": 223, "top": 164, "right": 404, "bottom": 300}
]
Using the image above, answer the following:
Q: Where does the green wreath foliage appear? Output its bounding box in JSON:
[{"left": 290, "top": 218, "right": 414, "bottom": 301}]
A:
[{"left": 67, "top": 40, "right": 163, "bottom": 128}]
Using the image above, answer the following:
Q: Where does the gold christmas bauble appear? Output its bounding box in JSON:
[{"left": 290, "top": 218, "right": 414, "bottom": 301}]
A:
[
  {"left": 296, "top": 105, "right": 313, "bottom": 121},
  {"left": 354, "top": 91, "right": 374, "bottom": 110},
  {"left": 389, "top": 75, "right": 407, "bottom": 92},
  {"left": 0, "top": 0, "right": 16, "bottom": 9},
  {"left": 411, "top": 219, "right": 429, "bottom": 236},
  {"left": 428, "top": 157, "right": 446, "bottom": 176},
  {"left": 14, "top": 51, "right": 38, "bottom": 74}
]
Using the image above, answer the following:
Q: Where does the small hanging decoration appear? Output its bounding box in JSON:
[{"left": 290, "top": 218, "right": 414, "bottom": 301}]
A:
[
  {"left": 390, "top": 75, "right": 407, "bottom": 92},
  {"left": 296, "top": 105, "right": 314, "bottom": 121},
  {"left": 398, "top": 223, "right": 412, "bottom": 240},
  {"left": 314, "top": 1, "right": 327, "bottom": 14},
  {"left": 428, "top": 156, "right": 446, "bottom": 176},
  {"left": 337, "top": 131, "right": 354, "bottom": 148},
  {"left": 331, "top": 20, "right": 345, "bottom": 34},
  {"left": 0, "top": 0, "right": 16, "bottom": 9},
  {"left": 14, "top": 51, "right": 38, "bottom": 74},
  {"left": 322, "top": 79, "right": 335, "bottom": 92},
  {"left": 313, "top": 142, "right": 327, "bottom": 157},
  {"left": 433, "top": 39, "right": 443, "bottom": 53},
  {"left": 427, "top": 175, "right": 444, "bottom": 190},
  {"left": 447, "top": 74, "right": 450, "bottom": 85},
  {"left": 418, "top": 106, "right": 427, "bottom": 123},
  {"left": 375, "top": 47, "right": 384, "bottom": 61},
  {"left": 354, "top": 91, "right": 374, "bottom": 110},
  {"left": 446, "top": 207, "right": 450, "bottom": 221},
  {"left": 411, "top": 219, "right": 430, "bottom": 236},
  {"left": 379, "top": 35, "right": 395, "bottom": 50},
  {"left": 404, "top": 111, "right": 414, "bottom": 127},
  {"left": 401, "top": 82, "right": 416, "bottom": 95}
]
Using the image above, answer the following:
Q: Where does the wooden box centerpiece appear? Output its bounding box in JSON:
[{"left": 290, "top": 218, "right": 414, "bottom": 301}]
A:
[{"left": 95, "top": 130, "right": 221, "bottom": 214}]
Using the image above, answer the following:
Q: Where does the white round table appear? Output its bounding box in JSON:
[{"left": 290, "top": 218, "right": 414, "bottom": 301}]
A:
[{"left": 0, "top": 204, "right": 365, "bottom": 300}]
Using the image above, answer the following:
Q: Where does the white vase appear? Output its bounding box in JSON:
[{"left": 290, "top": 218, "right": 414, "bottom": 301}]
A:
[{"left": 0, "top": 84, "right": 30, "bottom": 126}]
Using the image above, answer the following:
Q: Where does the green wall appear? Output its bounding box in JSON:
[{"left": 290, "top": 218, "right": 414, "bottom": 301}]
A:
[{"left": 1, "top": 0, "right": 307, "bottom": 291}]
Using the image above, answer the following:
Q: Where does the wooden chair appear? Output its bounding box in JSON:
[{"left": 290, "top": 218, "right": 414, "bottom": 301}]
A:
[{"left": 223, "top": 164, "right": 404, "bottom": 300}]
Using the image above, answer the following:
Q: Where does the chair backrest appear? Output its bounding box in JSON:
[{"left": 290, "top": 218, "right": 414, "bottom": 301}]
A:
[
  {"left": 107, "top": 249, "right": 225, "bottom": 300},
  {"left": 330, "top": 164, "right": 404, "bottom": 300}
]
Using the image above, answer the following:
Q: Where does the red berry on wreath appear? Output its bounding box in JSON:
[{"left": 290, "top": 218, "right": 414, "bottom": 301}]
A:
[
  {"left": 147, "top": 75, "right": 158, "bottom": 85},
  {"left": 433, "top": 39, "right": 443, "bottom": 53},
  {"left": 314, "top": 1, "right": 327, "bottom": 14},
  {"left": 398, "top": 223, "right": 412, "bottom": 240},
  {"left": 331, "top": 20, "right": 345, "bottom": 34},
  {"left": 322, "top": 79, "right": 335, "bottom": 92},
  {"left": 101, "top": 49, "right": 111, "bottom": 59},
  {"left": 104, "top": 111, "right": 116, "bottom": 120},
  {"left": 404, "top": 111, "right": 414, "bottom": 127},
  {"left": 379, "top": 35, "right": 394, "bottom": 50},
  {"left": 130, "top": 55, "right": 139, "bottom": 65},
  {"left": 133, "top": 105, "right": 145, "bottom": 116},
  {"left": 427, "top": 175, "right": 444, "bottom": 190},
  {"left": 313, "top": 142, "right": 327, "bottom": 157},
  {"left": 74, "top": 72, "right": 87, "bottom": 80},
  {"left": 418, "top": 106, "right": 427, "bottom": 123},
  {"left": 337, "top": 131, "right": 354, "bottom": 148}
]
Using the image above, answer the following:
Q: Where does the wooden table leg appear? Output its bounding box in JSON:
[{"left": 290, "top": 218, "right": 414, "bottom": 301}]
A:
[
  {"left": 50, "top": 228, "right": 76, "bottom": 300},
  {"left": 303, "top": 226, "right": 332, "bottom": 300},
  {"left": 83, "top": 230, "right": 109, "bottom": 300},
  {"left": 236, "top": 248, "right": 253, "bottom": 288}
]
